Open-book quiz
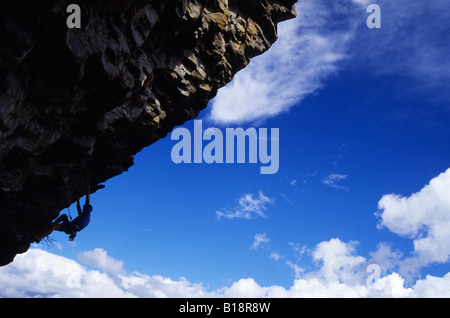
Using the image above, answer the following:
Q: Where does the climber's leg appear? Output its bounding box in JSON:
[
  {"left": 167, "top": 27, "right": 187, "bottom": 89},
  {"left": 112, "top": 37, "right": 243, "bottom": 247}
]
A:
[
  {"left": 36, "top": 214, "right": 69, "bottom": 243},
  {"left": 53, "top": 214, "right": 70, "bottom": 233}
]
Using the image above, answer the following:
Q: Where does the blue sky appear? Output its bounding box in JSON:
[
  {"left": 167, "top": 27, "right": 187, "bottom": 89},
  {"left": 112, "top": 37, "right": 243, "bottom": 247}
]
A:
[{"left": 1, "top": 0, "right": 450, "bottom": 297}]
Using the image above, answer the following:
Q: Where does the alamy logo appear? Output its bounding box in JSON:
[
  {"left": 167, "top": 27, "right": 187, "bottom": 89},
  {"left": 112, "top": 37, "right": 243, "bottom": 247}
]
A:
[
  {"left": 170, "top": 120, "right": 279, "bottom": 174},
  {"left": 366, "top": 4, "right": 381, "bottom": 29},
  {"left": 66, "top": 4, "right": 81, "bottom": 29}
]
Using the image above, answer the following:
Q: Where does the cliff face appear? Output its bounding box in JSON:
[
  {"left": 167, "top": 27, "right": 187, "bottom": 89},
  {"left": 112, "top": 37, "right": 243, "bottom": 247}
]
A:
[{"left": 0, "top": 0, "right": 296, "bottom": 266}]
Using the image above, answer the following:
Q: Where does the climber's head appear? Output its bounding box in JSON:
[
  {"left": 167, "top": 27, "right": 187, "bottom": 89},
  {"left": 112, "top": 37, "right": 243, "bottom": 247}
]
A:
[{"left": 69, "top": 231, "right": 77, "bottom": 241}]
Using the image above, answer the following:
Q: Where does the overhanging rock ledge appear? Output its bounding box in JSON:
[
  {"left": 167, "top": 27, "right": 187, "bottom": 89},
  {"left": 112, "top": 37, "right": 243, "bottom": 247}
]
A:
[{"left": 0, "top": 0, "right": 297, "bottom": 266}]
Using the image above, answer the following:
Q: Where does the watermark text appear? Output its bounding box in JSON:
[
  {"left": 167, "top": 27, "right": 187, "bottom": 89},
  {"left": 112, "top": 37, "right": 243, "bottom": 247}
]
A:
[{"left": 171, "top": 120, "right": 279, "bottom": 174}]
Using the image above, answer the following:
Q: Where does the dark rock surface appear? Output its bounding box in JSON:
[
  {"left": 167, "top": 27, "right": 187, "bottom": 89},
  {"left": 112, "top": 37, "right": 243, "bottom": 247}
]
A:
[{"left": 0, "top": 0, "right": 296, "bottom": 266}]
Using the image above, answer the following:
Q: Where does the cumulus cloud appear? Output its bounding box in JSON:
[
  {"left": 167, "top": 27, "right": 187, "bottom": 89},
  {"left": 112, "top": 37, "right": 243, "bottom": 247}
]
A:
[
  {"left": 2, "top": 169, "right": 450, "bottom": 298},
  {"left": 0, "top": 249, "right": 133, "bottom": 298},
  {"left": 322, "top": 173, "right": 349, "bottom": 191},
  {"left": 312, "top": 238, "right": 366, "bottom": 284},
  {"left": 412, "top": 273, "right": 450, "bottom": 298},
  {"left": 78, "top": 248, "right": 124, "bottom": 276},
  {"left": 0, "top": 248, "right": 212, "bottom": 298},
  {"left": 216, "top": 191, "right": 273, "bottom": 220},
  {"left": 376, "top": 167, "right": 450, "bottom": 271},
  {"left": 2, "top": 243, "right": 449, "bottom": 298},
  {"left": 207, "top": 0, "right": 363, "bottom": 124}
]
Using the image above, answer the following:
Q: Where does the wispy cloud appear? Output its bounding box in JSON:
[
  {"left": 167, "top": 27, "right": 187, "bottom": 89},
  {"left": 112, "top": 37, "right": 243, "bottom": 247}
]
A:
[
  {"left": 207, "top": 0, "right": 362, "bottom": 125},
  {"left": 280, "top": 194, "right": 293, "bottom": 205},
  {"left": 288, "top": 242, "right": 308, "bottom": 258},
  {"left": 251, "top": 233, "right": 270, "bottom": 250},
  {"left": 270, "top": 252, "right": 282, "bottom": 262},
  {"left": 322, "top": 173, "right": 349, "bottom": 191},
  {"left": 353, "top": 0, "right": 450, "bottom": 92},
  {"left": 216, "top": 191, "right": 273, "bottom": 220},
  {"left": 285, "top": 261, "right": 304, "bottom": 279},
  {"left": 208, "top": 0, "right": 450, "bottom": 125}
]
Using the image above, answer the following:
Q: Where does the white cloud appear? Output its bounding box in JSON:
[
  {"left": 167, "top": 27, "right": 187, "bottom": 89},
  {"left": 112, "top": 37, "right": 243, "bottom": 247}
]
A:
[
  {"left": 220, "top": 278, "right": 276, "bottom": 298},
  {"left": 270, "top": 252, "right": 282, "bottom": 261},
  {"left": 2, "top": 169, "right": 450, "bottom": 298},
  {"left": 208, "top": 0, "right": 450, "bottom": 125},
  {"left": 0, "top": 248, "right": 213, "bottom": 298},
  {"left": 118, "top": 273, "right": 211, "bottom": 298},
  {"left": 322, "top": 173, "right": 349, "bottom": 191},
  {"left": 216, "top": 191, "right": 273, "bottom": 220},
  {"left": 368, "top": 242, "right": 403, "bottom": 274},
  {"left": 207, "top": 0, "right": 361, "bottom": 124},
  {"left": 377, "top": 168, "right": 450, "bottom": 270},
  {"left": 1, "top": 241, "right": 450, "bottom": 298},
  {"left": 78, "top": 248, "right": 124, "bottom": 276},
  {"left": 288, "top": 242, "right": 308, "bottom": 258},
  {"left": 285, "top": 261, "right": 304, "bottom": 280},
  {"left": 370, "top": 273, "right": 413, "bottom": 298},
  {"left": 312, "top": 238, "right": 366, "bottom": 284},
  {"left": 412, "top": 273, "right": 450, "bottom": 298},
  {"left": 251, "top": 233, "right": 270, "bottom": 250},
  {"left": 0, "top": 249, "right": 133, "bottom": 298},
  {"left": 221, "top": 272, "right": 450, "bottom": 298}
]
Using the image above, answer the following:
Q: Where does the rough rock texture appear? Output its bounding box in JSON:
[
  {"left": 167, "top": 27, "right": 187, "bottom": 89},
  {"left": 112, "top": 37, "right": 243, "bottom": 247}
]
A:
[{"left": 0, "top": 0, "right": 296, "bottom": 266}]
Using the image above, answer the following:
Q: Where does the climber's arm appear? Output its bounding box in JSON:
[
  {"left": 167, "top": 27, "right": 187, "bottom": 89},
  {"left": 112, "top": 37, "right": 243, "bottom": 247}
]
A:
[
  {"left": 85, "top": 184, "right": 90, "bottom": 206},
  {"left": 77, "top": 199, "right": 82, "bottom": 215}
]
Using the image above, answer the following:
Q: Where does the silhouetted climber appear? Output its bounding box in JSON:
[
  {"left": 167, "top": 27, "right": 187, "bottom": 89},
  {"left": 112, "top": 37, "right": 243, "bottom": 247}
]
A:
[{"left": 37, "top": 186, "right": 93, "bottom": 242}]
